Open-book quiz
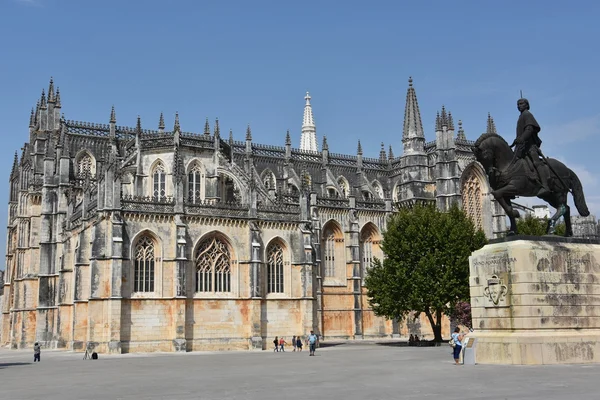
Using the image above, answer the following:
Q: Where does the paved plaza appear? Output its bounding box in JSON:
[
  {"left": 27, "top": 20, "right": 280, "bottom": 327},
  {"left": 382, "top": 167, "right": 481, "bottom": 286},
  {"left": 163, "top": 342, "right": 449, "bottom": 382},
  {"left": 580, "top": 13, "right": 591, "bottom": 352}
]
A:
[{"left": 1, "top": 343, "right": 599, "bottom": 400}]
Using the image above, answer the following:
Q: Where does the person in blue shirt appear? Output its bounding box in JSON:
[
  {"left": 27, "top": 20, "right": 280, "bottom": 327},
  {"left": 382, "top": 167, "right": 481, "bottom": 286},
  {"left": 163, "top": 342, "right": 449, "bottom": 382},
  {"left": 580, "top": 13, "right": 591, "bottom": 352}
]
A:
[
  {"left": 451, "top": 327, "right": 465, "bottom": 365},
  {"left": 307, "top": 331, "right": 318, "bottom": 356}
]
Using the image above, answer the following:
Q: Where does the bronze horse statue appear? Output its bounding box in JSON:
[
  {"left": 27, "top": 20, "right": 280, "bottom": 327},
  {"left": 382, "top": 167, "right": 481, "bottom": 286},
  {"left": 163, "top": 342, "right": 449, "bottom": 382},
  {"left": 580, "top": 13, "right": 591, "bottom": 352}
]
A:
[{"left": 472, "top": 132, "right": 589, "bottom": 236}]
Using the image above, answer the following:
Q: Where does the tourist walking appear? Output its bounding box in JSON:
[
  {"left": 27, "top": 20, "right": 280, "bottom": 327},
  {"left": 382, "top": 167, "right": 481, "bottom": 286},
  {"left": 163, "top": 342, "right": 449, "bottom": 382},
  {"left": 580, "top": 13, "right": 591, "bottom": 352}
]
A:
[
  {"left": 33, "top": 342, "right": 41, "bottom": 362},
  {"left": 279, "top": 337, "right": 286, "bottom": 352},
  {"left": 292, "top": 335, "right": 297, "bottom": 351},
  {"left": 451, "top": 327, "right": 464, "bottom": 365},
  {"left": 308, "top": 331, "right": 318, "bottom": 356},
  {"left": 273, "top": 336, "right": 279, "bottom": 352},
  {"left": 296, "top": 335, "right": 303, "bottom": 352}
]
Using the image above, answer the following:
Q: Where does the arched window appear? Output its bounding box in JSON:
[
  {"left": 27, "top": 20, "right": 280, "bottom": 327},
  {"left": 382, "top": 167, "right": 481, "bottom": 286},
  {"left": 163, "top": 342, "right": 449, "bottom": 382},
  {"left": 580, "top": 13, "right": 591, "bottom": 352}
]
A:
[
  {"left": 338, "top": 177, "right": 349, "bottom": 198},
  {"left": 373, "top": 182, "right": 384, "bottom": 199},
  {"left": 195, "top": 236, "right": 231, "bottom": 293},
  {"left": 188, "top": 163, "right": 204, "bottom": 203},
  {"left": 267, "top": 242, "right": 284, "bottom": 293},
  {"left": 153, "top": 162, "right": 166, "bottom": 199},
  {"left": 134, "top": 236, "right": 155, "bottom": 292},
  {"left": 322, "top": 222, "right": 344, "bottom": 279},
  {"left": 462, "top": 174, "right": 484, "bottom": 230},
  {"left": 263, "top": 171, "right": 276, "bottom": 190},
  {"left": 77, "top": 153, "right": 95, "bottom": 178},
  {"left": 360, "top": 223, "right": 381, "bottom": 278}
]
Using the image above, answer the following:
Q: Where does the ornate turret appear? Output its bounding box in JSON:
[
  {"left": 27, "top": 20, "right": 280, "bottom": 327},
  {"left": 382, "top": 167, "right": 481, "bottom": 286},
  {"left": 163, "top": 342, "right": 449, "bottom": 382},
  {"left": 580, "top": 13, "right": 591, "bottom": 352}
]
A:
[
  {"left": 173, "top": 112, "right": 180, "bottom": 132},
  {"left": 47, "top": 78, "right": 55, "bottom": 103},
  {"left": 402, "top": 77, "right": 425, "bottom": 154},
  {"left": 357, "top": 140, "right": 363, "bottom": 155},
  {"left": 457, "top": 120, "right": 466, "bottom": 140},
  {"left": 379, "top": 142, "right": 387, "bottom": 162},
  {"left": 204, "top": 118, "right": 210, "bottom": 135},
  {"left": 136, "top": 115, "right": 142, "bottom": 135},
  {"left": 300, "top": 92, "right": 317, "bottom": 151},
  {"left": 388, "top": 145, "right": 394, "bottom": 160},
  {"left": 486, "top": 113, "right": 497, "bottom": 134},
  {"left": 285, "top": 129, "right": 291, "bottom": 146},
  {"left": 158, "top": 112, "right": 165, "bottom": 132},
  {"left": 245, "top": 124, "right": 252, "bottom": 141},
  {"left": 110, "top": 105, "right": 116, "bottom": 123}
]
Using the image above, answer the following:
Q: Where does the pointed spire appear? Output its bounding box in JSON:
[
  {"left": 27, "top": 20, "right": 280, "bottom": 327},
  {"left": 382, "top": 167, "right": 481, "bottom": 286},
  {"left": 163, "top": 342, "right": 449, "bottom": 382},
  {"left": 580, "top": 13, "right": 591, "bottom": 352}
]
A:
[
  {"left": 214, "top": 118, "right": 220, "bottom": 137},
  {"left": 403, "top": 77, "right": 424, "bottom": 153},
  {"left": 229, "top": 129, "right": 233, "bottom": 142},
  {"left": 204, "top": 117, "right": 210, "bottom": 135},
  {"left": 486, "top": 113, "right": 497, "bottom": 134},
  {"left": 457, "top": 120, "right": 466, "bottom": 140},
  {"left": 35, "top": 100, "right": 40, "bottom": 123},
  {"left": 11, "top": 151, "right": 18, "bottom": 176},
  {"left": 435, "top": 111, "right": 442, "bottom": 131},
  {"left": 300, "top": 91, "right": 317, "bottom": 151},
  {"left": 158, "top": 112, "right": 165, "bottom": 130},
  {"left": 40, "top": 89, "right": 47, "bottom": 108},
  {"left": 55, "top": 87, "right": 61, "bottom": 107},
  {"left": 110, "top": 105, "right": 116, "bottom": 123},
  {"left": 29, "top": 108, "right": 35, "bottom": 127},
  {"left": 388, "top": 145, "right": 395, "bottom": 160},
  {"left": 245, "top": 124, "right": 252, "bottom": 141},
  {"left": 136, "top": 115, "right": 142, "bottom": 134},
  {"left": 285, "top": 129, "right": 291, "bottom": 146},
  {"left": 379, "top": 142, "right": 387, "bottom": 161},
  {"left": 47, "top": 77, "right": 55, "bottom": 103},
  {"left": 174, "top": 112, "right": 180, "bottom": 132},
  {"left": 322, "top": 136, "right": 328, "bottom": 151},
  {"left": 357, "top": 140, "right": 363, "bottom": 155},
  {"left": 447, "top": 111, "right": 454, "bottom": 130}
]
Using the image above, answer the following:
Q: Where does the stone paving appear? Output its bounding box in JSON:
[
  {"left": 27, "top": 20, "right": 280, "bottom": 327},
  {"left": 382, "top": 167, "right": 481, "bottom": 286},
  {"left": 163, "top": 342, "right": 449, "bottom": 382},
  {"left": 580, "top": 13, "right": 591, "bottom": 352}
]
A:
[{"left": 1, "top": 343, "right": 599, "bottom": 400}]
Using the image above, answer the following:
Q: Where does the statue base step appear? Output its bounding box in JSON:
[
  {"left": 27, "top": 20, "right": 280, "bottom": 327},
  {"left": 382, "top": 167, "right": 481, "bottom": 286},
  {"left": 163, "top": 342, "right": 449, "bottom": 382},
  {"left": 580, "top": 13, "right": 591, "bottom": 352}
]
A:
[{"left": 469, "top": 238, "right": 600, "bottom": 365}]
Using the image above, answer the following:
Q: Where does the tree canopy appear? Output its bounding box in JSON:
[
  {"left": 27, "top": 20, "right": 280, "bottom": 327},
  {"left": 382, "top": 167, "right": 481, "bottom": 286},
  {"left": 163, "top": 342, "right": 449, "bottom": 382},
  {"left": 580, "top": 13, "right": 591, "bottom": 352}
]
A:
[
  {"left": 364, "top": 204, "right": 487, "bottom": 341},
  {"left": 516, "top": 213, "right": 565, "bottom": 236}
]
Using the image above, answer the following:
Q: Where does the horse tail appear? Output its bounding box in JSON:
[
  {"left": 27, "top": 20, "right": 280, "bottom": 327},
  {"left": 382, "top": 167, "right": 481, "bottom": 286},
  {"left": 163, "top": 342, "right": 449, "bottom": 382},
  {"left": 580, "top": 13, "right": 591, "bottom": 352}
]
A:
[{"left": 569, "top": 170, "right": 590, "bottom": 217}]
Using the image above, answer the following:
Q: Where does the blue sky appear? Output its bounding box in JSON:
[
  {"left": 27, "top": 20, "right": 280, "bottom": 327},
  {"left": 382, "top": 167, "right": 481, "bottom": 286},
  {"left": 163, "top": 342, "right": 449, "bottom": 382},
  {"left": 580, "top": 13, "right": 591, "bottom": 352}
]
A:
[{"left": 1, "top": 0, "right": 599, "bottom": 262}]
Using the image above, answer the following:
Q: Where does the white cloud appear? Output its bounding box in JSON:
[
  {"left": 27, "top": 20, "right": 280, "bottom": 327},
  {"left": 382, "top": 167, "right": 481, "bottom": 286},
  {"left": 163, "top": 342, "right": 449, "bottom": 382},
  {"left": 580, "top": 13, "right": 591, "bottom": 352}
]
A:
[{"left": 544, "top": 114, "right": 600, "bottom": 145}]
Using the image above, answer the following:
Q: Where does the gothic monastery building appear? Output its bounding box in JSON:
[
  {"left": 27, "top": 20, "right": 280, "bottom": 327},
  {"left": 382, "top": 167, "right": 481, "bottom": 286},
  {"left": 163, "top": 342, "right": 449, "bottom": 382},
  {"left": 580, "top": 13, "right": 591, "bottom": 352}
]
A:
[{"left": 0, "top": 78, "right": 505, "bottom": 352}]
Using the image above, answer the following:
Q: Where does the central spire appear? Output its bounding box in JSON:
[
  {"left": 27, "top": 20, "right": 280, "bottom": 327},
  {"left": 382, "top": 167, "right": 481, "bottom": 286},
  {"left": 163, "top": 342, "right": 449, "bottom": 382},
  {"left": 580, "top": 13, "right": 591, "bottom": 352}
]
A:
[
  {"left": 300, "top": 91, "right": 318, "bottom": 151},
  {"left": 402, "top": 77, "right": 425, "bottom": 154}
]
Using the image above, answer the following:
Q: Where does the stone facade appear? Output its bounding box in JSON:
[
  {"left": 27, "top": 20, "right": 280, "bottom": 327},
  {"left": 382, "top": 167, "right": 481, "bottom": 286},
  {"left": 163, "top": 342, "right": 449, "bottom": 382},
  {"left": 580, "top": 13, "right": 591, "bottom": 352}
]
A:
[{"left": 0, "top": 78, "right": 505, "bottom": 353}]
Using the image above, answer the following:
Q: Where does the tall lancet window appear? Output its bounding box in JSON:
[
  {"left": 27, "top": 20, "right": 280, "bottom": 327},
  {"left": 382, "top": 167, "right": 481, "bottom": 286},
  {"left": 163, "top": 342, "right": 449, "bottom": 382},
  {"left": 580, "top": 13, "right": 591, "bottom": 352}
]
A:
[
  {"left": 153, "top": 162, "right": 166, "bottom": 199},
  {"left": 324, "top": 232, "right": 336, "bottom": 277},
  {"left": 134, "top": 236, "right": 155, "bottom": 292},
  {"left": 188, "top": 163, "right": 204, "bottom": 203},
  {"left": 195, "top": 236, "right": 231, "bottom": 293},
  {"left": 267, "top": 242, "right": 284, "bottom": 293},
  {"left": 77, "top": 153, "right": 95, "bottom": 178}
]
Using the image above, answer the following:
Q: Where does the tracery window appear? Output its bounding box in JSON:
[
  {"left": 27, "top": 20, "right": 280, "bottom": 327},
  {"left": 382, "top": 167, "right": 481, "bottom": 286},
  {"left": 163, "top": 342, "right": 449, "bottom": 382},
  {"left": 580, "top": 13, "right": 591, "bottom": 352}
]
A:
[
  {"left": 324, "top": 232, "right": 336, "bottom": 277},
  {"left": 77, "top": 153, "right": 94, "bottom": 178},
  {"left": 195, "top": 237, "right": 231, "bottom": 293},
  {"left": 188, "top": 163, "right": 204, "bottom": 203},
  {"left": 373, "top": 183, "right": 384, "bottom": 199},
  {"left": 153, "top": 162, "right": 166, "bottom": 199},
  {"left": 267, "top": 242, "right": 284, "bottom": 293},
  {"left": 362, "top": 236, "right": 373, "bottom": 276},
  {"left": 462, "top": 174, "right": 483, "bottom": 230},
  {"left": 134, "top": 236, "right": 155, "bottom": 292}
]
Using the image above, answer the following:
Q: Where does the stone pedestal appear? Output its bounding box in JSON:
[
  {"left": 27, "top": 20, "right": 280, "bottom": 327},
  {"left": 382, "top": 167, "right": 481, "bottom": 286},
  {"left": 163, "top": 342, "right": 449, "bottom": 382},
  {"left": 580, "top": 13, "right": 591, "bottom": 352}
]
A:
[{"left": 469, "top": 236, "right": 600, "bottom": 365}]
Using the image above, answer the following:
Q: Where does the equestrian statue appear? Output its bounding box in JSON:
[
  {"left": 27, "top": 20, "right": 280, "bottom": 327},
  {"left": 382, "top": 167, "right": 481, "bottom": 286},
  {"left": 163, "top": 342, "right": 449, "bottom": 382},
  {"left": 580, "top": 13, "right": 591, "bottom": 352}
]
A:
[{"left": 472, "top": 98, "right": 589, "bottom": 237}]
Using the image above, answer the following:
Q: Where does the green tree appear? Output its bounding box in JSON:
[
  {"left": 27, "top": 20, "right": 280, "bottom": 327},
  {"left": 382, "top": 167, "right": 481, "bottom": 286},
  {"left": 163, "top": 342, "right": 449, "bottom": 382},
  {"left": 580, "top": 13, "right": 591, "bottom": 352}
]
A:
[
  {"left": 516, "top": 214, "right": 565, "bottom": 236},
  {"left": 364, "top": 204, "right": 487, "bottom": 342}
]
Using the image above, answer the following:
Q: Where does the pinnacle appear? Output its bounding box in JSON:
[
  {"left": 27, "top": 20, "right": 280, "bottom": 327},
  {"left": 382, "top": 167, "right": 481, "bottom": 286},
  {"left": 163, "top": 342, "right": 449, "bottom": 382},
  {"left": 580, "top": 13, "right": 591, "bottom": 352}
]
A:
[
  {"left": 402, "top": 77, "right": 424, "bottom": 148},
  {"left": 55, "top": 87, "right": 61, "bottom": 107},
  {"left": 322, "top": 135, "right": 328, "bottom": 151},
  {"left": 285, "top": 129, "right": 291, "bottom": 145},
  {"left": 457, "top": 120, "right": 466, "bottom": 140},
  {"left": 29, "top": 108, "right": 35, "bottom": 127},
  {"left": 158, "top": 112, "right": 165, "bottom": 129},
  {"left": 174, "top": 112, "right": 180, "bottom": 132},
  {"left": 486, "top": 113, "right": 497, "bottom": 134},
  {"left": 48, "top": 77, "right": 55, "bottom": 102},
  {"left": 136, "top": 115, "right": 142, "bottom": 132},
  {"left": 388, "top": 145, "right": 395, "bottom": 160},
  {"left": 246, "top": 124, "right": 252, "bottom": 141},
  {"left": 40, "top": 89, "right": 47, "bottom": 107},
  {"left": 214, "top": 118, "right": 220, "bottom": 136},
  {"left": 204, "top": 118, "right": 210, "bottom": 135},
  {"left": 379, "top": 142, "right": 387, "bottom": 161},
  {"left": 357, "top": 140, "right": 363, "bottom": 155},
  {"left": 229, "top": 129, "right": 233, "bottom": 142},
  {"left": 110, "top": 105, "right": 116, "bottom": 123},
  {"left": 408, "top": 76, "right": 413, "bottom": 87},
  {"left": 447, "top": 111, "right": 454, "bottom": 130}
]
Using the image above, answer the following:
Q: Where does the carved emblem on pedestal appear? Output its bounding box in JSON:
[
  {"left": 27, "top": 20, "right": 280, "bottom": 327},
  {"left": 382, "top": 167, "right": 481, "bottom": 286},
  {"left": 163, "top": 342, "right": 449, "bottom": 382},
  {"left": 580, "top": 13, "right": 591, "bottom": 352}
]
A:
[{"left": 483, "top": 275, "right": 508, "bottom": 307}]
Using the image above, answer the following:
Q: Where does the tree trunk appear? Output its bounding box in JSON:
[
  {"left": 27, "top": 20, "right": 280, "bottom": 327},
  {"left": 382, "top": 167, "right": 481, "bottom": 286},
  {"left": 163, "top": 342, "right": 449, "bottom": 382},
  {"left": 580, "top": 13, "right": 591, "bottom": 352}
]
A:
[{"left": 424, "top": 309, "right": 444, "bottom": 342}]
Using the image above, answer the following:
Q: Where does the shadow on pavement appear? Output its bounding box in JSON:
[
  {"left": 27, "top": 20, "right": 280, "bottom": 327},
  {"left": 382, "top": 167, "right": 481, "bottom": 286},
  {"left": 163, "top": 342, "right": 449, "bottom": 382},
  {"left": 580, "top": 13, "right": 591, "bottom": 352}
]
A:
[{"left": 0, "top": 362, "right": 33, "bottom": 368}]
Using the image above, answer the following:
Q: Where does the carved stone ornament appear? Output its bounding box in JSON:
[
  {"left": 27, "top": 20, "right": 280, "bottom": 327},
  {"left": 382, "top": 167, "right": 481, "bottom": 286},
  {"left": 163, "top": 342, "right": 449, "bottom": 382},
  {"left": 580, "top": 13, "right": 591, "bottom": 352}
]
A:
[{"left": 483, "top": 274, "right": 508, "bottom": 307}]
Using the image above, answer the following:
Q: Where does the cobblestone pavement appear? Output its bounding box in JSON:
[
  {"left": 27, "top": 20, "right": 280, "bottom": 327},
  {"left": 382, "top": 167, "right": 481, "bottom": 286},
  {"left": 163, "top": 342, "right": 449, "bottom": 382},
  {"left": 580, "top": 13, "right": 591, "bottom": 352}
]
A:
[{"left": 1, "top": 343, "right": 598, "bottom": 400}]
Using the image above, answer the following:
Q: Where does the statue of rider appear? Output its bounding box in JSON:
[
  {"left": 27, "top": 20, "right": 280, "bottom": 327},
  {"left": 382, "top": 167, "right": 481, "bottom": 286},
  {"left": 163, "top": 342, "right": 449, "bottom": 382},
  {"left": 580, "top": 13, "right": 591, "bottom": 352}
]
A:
[{"left": 511, "top": 98, "right": 551, "bottom": 197}]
